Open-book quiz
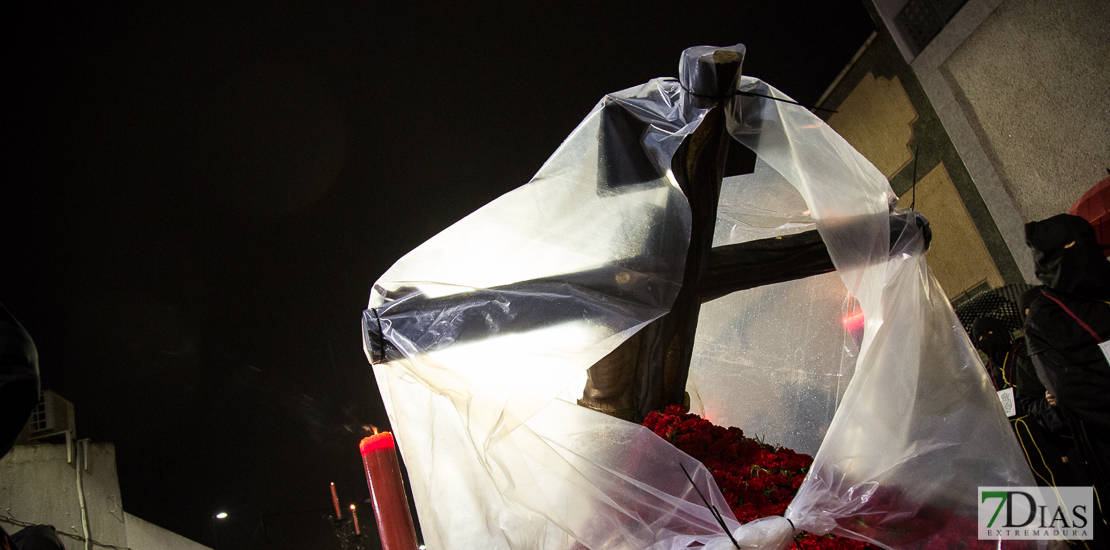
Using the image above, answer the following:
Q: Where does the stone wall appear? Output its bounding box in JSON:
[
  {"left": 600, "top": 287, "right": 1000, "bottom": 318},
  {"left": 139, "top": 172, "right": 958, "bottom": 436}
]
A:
[
  {"left": 817, "top": 29, "right": 1017, "bottom": 302},
  {"left": 941, "top": 0, "right": 1110, "bottom": 223},
  {"left": 0, "top": 442, "right": 210, "bottom": 550},
  {"left": 909, "top": 0, "right": 1109, "bottom": 281}
]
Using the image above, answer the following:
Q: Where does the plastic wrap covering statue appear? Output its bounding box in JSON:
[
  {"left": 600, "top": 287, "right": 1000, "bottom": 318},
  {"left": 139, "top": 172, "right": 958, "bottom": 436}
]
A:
[{"left": 363, "top": 45, "right": 1036, "bottom": 550}]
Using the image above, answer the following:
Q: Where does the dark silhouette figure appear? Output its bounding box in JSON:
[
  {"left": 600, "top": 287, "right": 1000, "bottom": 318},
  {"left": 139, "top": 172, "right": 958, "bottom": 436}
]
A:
[{"left": 1023, "top": 213, "right": 1110, "bottom": 548}]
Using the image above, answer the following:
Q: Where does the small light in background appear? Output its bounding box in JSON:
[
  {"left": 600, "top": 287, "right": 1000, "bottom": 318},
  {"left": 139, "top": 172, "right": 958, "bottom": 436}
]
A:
[{"left": 215, "top": 512, "right": 228, "bottom": 519}]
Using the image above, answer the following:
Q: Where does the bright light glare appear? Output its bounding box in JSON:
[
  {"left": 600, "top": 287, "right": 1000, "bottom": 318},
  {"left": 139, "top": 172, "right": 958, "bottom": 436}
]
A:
[
  {"left": 665, "top": 169, "right": 680, "bottom": 190},
  {"left": 427, "top": 321, "right": 602, "bottom": 403},
  {"left": 215, "top": 512, "right": 228, "bottom": 519},
  {"left": 385, "top": 182, "right": 673, "bottom": 301}
]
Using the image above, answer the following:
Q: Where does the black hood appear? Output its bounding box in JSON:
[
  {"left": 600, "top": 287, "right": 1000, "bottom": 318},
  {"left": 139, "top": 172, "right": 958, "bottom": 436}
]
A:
[
  {"left": 1017, "top": 286, "right": 1043, "bottom": 323},
  {"left": 1, "top": 304, "right": 40, "bottom": 459},
  {"left": 972, "top": 316, "right": 1011, "bottom": 365},
  {"left": 1025, "top": 214, "right": 1110, "bottom": 301}
]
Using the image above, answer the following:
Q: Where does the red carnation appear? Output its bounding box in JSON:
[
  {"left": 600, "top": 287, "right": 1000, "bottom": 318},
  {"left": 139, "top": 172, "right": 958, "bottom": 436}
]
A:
[{"left": 639, "top": 409, "right": 988, "bottom": 549}]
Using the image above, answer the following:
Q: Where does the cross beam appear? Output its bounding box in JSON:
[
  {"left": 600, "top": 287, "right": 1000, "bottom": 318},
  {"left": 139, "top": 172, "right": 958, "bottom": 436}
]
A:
[{"left": 363, "top": 45, "right": 930, "bottom": 423}]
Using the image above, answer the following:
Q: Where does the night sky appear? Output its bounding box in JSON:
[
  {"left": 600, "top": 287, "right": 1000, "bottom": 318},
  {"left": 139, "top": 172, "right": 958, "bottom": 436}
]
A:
[{"left": 2, "top": 2, "right": 874, "bottom": 548}]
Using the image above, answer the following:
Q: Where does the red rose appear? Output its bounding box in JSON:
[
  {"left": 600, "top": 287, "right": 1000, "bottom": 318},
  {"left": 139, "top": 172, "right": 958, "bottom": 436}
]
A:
[{"left": 643, "top": 410, "right": 878, "bottom": 548}]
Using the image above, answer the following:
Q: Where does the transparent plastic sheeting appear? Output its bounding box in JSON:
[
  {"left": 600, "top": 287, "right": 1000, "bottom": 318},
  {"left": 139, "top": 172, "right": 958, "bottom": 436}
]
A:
[
  {"left": 692, "top": 169, "right": 854, "bottom": 456},
  {"left": 365, "top": 76, "right": 1036, "bottom": 550},
  {"left": 712, "top": 159, "right": 815, "bottom": 246},
  {"left": 687, "top": 270, "right": 861, "bottom": 456}
]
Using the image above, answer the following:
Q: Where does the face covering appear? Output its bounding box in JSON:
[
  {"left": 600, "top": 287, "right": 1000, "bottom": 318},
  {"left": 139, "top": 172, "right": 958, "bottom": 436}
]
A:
[
  {"left": 1025, "top": 214, "right": 1110, "bottom": 301},
  {"left": 972, "top": 316, "right": 1012, "bottom": 364}
]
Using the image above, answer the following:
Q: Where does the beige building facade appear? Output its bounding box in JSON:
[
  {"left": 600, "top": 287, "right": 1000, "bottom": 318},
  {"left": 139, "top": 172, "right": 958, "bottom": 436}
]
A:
[{"left": 817, "top": 0, "right": 1108, "bottom": 301}]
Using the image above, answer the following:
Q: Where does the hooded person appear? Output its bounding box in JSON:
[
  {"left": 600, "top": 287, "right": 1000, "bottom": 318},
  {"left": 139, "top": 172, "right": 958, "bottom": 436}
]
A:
[
  {"left": 1024, "top": 213, "right": 1110, "bottom": 546},
  {"left": 971, "top": 316, "right": 1016, "bottom": 391},
  {"left": 0, "top": 303, "right": 38, "bottom": 459},
  {"left": 0, "top": 305, "right": 65, "bottom": 550},
  {"left": 0, "top": 304, "right": 41, "bottom": 549},
  {"left": 1015, "top": 287, "right": 1066, "bottom": 437},
  {"left": 7, "top": 527, "right": 64, "bottom": 550},
  {"left": 1024, "top": 215, "right": 1110, "bottom": 433},
  {"left": 972, "top": 313, "right": 1075, "bottom": 491}
]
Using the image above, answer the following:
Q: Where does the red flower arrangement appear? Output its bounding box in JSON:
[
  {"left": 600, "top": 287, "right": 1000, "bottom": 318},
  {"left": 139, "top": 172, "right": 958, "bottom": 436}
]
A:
[
  {"left": 645, "top": 406, "right": 1038, "bottom": 550},
  {"left": 643, "top": 405, "right": 872, "bottom": 549},
  {"left": 836, "top": 486, "right": 1034, "bottom": 550}
]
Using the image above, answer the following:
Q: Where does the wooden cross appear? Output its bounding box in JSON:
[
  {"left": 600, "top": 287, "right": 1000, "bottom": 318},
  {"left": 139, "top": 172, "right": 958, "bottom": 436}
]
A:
[
  {"left": 577, "top": 46, "right": 928, "bottom": 420},
  {"left": 364, "top": 45, "right": 928, "bottom": 423}
]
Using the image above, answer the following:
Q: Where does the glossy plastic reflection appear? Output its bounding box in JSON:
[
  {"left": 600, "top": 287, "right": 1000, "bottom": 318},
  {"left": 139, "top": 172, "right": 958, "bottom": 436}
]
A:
[{"left": 363, "top": 71, "right": 1038, "bottom": 550}]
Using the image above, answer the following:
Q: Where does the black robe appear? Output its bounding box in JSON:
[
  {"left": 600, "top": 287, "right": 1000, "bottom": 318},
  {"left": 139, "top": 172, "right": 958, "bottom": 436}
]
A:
[
  {"left": 1024, "top": 214, "right": 1110, "bottom": 547},
  {"left": 1025, "top": 290, "right": 1110, "bottom": 437}
]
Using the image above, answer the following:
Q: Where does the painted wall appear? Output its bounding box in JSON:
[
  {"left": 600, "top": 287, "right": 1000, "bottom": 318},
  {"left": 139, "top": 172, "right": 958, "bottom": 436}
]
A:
[
  {"left": 908, "top": 0, "right": 1110, "bottom": 281},
  {"left": 0, "top": 442, "right": 210, "bottom": 550},
  {"left": 816, "top": 29, "right": 1018, "bottom": 303}
]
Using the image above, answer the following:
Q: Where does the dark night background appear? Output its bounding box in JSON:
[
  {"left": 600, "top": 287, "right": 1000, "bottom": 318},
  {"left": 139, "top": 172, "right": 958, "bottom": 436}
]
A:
[{"left": 2, "top": 2, "right": 874, "bottom": 548}]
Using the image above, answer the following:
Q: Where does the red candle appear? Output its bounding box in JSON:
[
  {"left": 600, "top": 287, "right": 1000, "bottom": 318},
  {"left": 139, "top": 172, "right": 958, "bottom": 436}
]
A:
[
  {"left": 350, "top": 504, "right": 361, "bottom": 535},
  {"left": 330, "top": 482, "right": 342, "bottom": 519},
  {"left": 360, "top": 432, "right": 418, "bottom": 550}
]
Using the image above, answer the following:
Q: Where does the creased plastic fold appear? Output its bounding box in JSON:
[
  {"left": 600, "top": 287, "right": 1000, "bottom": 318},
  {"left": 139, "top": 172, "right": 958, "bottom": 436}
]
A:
[
  {"left": 364, "top": 72, "right": 1036, "bottom": 550},
  {"left": 726, "top": 79, "right": 1038, "bottom": 549}
]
